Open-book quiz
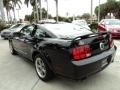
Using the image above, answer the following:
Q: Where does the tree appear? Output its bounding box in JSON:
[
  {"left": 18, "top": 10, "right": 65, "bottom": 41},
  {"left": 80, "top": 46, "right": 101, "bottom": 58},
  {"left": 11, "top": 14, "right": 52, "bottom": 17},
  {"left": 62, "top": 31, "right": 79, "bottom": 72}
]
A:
[
  {"left": 3, "top": 0, "right": 13, "bottom": 22},
  {"left": 81, "top": 13, "right": 91, "bottom": 21},
  {"left": 3, "top": 0, "right": 22, "bottom": 22},
  {"left": 24, "top": 0, "right": 39, "bottom": 22},
  {"left": 38, "top": 0, "right": 42, "bottom": 20},
  {"left": 44, "top": 0, "right": 48, "bottom": 19},
  {"left": 25, "top": 8, "right": 52, "bottom": 22},
  {"left": 95, "top": 3, "right": 108, "bottom": 19},
  {"left": 95, "top": 0, "right": 120, "bottom": 20},
  {"left": 11, "top": 0, "right": 22, "bottom": 22}
]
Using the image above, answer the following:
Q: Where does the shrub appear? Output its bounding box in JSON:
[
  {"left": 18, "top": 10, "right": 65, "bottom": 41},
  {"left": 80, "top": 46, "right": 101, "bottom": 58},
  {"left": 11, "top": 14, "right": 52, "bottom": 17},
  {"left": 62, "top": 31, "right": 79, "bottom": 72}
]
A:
[
  {"left": 89, "top": 22, "right": 98, "bottom": 33},
  {"left": 0, "top": 21, "right": 10, "bottom": 32}
]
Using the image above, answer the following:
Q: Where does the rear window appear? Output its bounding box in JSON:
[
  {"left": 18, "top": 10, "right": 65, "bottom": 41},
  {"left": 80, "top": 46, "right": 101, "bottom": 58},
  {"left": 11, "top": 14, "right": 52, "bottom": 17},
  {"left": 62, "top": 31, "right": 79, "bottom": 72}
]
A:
[{"left": 41, "top": 23, "right": 92, "bottom": 39}]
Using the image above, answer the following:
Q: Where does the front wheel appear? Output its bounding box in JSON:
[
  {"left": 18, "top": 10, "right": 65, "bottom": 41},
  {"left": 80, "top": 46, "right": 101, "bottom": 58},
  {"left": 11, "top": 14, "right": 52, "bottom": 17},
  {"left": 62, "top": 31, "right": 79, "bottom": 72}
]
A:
[{"left": 35, "top": 55, "right": 54, "bottom": 81}]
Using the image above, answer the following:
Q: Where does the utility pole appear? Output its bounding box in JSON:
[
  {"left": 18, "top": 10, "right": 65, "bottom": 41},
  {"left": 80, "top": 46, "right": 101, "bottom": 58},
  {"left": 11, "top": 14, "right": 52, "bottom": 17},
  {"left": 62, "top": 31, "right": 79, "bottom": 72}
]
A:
[
  {"left": 90, "top": 0, "right": 93, "bottom": 24},
  {"left": 98, "top": 0, "right": 100, "bottom": 23}
]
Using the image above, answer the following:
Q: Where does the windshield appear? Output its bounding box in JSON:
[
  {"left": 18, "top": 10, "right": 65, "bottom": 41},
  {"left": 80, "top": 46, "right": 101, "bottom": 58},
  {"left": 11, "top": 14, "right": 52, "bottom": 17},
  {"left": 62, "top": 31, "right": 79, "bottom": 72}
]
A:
[
  {"left": 10, "top": 24, "right": 25, "bottom": 31},
  {"left": 105, "top": 19, "right": 120, "bottom": 25},
  {"left": 41, "top": 23, "right": 92, "bottom": 39},
  {"left": 10, "top": 24, "right": 22, "bottom": 29}
]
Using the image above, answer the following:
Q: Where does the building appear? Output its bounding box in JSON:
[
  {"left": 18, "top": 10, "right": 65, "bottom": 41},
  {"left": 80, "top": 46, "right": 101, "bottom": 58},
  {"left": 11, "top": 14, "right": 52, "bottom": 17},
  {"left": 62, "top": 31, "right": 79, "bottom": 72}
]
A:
[{"left": 0, "top": 0, "right": 5, "bottom": 21}]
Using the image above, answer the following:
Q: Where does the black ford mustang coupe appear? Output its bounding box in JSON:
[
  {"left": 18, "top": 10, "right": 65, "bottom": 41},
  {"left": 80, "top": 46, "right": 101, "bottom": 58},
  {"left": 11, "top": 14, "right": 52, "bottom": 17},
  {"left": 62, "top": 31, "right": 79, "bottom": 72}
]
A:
[{"left": 9, "top": 23, "right": 116, "bottom": 81}]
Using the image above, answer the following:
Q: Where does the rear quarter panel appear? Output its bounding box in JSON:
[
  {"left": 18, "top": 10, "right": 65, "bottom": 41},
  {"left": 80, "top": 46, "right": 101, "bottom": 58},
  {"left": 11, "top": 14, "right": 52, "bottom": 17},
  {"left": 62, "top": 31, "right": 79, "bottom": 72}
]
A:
[{"left": 38, "top": 38, "right": 75, "bottom": 78}]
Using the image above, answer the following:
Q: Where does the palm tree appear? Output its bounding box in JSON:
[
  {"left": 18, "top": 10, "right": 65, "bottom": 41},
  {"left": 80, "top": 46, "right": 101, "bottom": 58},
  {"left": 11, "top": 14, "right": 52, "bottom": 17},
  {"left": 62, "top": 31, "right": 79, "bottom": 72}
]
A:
[
  {"left": 3, "top": 0, "right": 22, "bottom": 22},
  {"left": 11, "top": 0, "right": 22, "bottom": 22},
  {"left": 44, "top": 0, "right": 48, "bottom": 19},
  {"left": 38, "top": 0, "right": 42, "bottom": 20},
  {"left": 55, "top": 0, "right": 58, "bottom": 22},
  {"left": 24, "top": 0, "right": 40, "bottom": 22},
  {"left": 0, "top": 0, "right": 5, "bottom": 21},
  {"left": 3, "top": 0, "right": 13, "bottom": 22}
]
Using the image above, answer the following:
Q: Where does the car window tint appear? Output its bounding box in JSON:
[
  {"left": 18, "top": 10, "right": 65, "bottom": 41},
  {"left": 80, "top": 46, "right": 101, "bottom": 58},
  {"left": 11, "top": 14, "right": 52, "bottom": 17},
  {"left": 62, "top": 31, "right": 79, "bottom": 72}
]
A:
[
  {"left": 35, "top": 27, "right": 50, "bottom": 38},
  {"left": 20, "top": 25, "right": 34, "bottom": 37}
]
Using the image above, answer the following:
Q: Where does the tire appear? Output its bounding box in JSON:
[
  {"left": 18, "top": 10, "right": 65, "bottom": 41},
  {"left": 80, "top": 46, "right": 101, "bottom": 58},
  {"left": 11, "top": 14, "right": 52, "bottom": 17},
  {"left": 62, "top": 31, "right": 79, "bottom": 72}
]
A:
[
  {"left": 35, "top": 54, "right": 54, "bottom": 81},
  {"left": 9, "top": 41, "right": 17, "bottom": 55}
]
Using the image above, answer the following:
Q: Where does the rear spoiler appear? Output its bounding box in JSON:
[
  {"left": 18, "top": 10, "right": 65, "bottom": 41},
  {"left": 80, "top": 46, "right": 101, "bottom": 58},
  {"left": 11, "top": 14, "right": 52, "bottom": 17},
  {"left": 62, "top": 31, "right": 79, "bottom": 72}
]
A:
[{"left": 72, "top": 31, "right": 110, "bottom": 43}]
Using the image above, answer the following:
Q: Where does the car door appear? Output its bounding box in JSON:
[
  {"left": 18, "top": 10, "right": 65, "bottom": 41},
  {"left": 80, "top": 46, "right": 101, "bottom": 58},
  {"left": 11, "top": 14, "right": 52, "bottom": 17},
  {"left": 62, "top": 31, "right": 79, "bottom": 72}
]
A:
[
  {"left": 18, "top": 25, "right": 36, "bottom": 59},
  {"left": 12, "top": 25, "right": 35, "bottom": 57},
  {"left": 22, "top": 25, "right": 37, "bottom": 59},
  {"left": 12, "top": 26, "right": 29, "bottom": 53}
]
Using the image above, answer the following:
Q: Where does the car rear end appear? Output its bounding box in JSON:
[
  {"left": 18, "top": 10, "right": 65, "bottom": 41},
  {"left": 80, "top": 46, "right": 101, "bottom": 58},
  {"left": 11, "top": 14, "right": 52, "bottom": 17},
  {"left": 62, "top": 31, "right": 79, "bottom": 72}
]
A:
[
  {"left": 68, "top": 32, "right": 116, "bottom": 80},
  {"left": 42, "top": 24, "right": 116, "bottom": 80}
]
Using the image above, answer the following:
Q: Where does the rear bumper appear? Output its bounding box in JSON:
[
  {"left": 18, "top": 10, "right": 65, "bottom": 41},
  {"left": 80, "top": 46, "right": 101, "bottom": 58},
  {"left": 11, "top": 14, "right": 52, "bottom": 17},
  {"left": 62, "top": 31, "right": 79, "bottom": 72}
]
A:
[{"left": 62, "top": 46, "right": 116, "bottom": 80}]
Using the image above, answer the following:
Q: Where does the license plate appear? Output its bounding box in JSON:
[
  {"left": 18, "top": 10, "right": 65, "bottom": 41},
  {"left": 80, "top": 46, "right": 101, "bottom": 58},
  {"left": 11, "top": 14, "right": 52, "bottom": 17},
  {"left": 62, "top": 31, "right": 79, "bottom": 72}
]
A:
[{"left": 101, "top": 59, "right": 108, "bottom": 67}]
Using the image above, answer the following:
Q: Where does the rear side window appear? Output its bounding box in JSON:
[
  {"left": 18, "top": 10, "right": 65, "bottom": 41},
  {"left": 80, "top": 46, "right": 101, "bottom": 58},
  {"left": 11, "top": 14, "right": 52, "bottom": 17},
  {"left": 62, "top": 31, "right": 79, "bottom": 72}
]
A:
[{"left": 35, "top": 27, "right": 51, "bottom": 38}]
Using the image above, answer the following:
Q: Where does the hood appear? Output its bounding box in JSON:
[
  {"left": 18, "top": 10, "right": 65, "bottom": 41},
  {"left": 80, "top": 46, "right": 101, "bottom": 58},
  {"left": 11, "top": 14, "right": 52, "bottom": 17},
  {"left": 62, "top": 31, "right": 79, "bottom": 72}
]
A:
[{"left": 1, "top": 29, "right": 11, "bottom": 33}]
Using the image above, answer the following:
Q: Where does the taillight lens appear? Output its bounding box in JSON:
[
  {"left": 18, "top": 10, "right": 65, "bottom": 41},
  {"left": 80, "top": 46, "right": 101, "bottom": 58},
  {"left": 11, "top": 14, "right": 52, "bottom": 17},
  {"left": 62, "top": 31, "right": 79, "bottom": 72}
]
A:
[
  {"left": 109, "top": 34, "right": 113, "bottom": 48},
  {"left": 72, "top": 45, "right": 91, "bottom": 61}
]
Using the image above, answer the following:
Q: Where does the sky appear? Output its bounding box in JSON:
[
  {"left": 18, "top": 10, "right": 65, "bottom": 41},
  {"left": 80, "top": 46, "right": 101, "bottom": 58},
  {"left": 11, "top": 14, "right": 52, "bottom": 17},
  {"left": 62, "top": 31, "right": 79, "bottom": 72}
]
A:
[{"left": 14, "top": 0, "right": 107, "bottom": 20}]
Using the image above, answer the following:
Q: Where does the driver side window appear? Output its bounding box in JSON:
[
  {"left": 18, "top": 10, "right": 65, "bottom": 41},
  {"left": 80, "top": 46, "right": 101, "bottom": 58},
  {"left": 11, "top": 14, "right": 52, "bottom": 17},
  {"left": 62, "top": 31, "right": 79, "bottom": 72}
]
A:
[{"left": 20, "top": 25, "right": 34, "bottom": 38}]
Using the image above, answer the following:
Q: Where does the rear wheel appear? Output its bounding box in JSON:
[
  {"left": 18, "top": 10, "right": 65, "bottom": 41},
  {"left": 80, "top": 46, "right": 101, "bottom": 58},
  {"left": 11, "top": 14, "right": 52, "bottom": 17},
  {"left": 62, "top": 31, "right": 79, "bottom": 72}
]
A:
[
  {"left": 9, "top": 41, "right": 17, "bottom": 55},
  {"left": 35, "top": 55, "right": 54, "bottom": 81}
]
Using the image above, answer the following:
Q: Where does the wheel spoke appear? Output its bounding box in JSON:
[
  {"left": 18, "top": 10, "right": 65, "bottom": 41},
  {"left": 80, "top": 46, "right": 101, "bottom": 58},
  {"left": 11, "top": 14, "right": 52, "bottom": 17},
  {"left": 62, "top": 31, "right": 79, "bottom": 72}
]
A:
[{"left": 35, "top": 57, "right": 46, "bottom": 78}]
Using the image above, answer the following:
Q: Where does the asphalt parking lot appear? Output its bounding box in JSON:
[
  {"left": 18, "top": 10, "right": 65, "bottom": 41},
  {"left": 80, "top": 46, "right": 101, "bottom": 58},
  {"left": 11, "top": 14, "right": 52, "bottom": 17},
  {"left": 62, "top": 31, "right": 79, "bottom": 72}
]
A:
[{"left": 0, "top": 38, "right": 120, "bottom": 90}]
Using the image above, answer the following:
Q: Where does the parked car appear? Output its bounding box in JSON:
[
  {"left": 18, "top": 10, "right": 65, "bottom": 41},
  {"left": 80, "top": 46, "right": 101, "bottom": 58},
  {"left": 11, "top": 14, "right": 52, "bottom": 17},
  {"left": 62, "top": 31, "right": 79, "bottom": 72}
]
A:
[
  {"left": 9, "top": 23, "right": 116, "bottom": 81},
  {"left": 72, "top": 19, "right": 90, "bottom": 30},
  {"left": 98, "top": 19, "right": 120, "bottom": 38},
  {"left": 0, "top": 23, "right": 26, "bottom": 39}
]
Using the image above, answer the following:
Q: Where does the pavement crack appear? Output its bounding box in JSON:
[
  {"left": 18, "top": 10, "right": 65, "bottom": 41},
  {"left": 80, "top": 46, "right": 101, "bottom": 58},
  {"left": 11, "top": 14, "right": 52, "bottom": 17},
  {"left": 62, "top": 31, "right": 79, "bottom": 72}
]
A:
[{"left": 31, "top": 79, "right": 39, "bottom": 90}]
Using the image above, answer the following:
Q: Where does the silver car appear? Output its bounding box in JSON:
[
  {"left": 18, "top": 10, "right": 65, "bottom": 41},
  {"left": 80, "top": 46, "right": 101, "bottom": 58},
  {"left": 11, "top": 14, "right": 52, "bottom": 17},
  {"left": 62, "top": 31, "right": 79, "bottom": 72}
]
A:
[{"left": 1, "top": 23, "right": 26, "bottom": 39}]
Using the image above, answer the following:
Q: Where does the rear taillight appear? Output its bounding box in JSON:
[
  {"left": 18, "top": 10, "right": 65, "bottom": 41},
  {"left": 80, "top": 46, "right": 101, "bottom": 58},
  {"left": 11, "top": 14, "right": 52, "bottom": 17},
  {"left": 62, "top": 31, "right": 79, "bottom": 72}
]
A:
[
  {"left": 109, "top": 34, "right": 113, "bottom": 48},
  {"left": 72, "top": 45, "right": 91, "bottom": 61}
]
